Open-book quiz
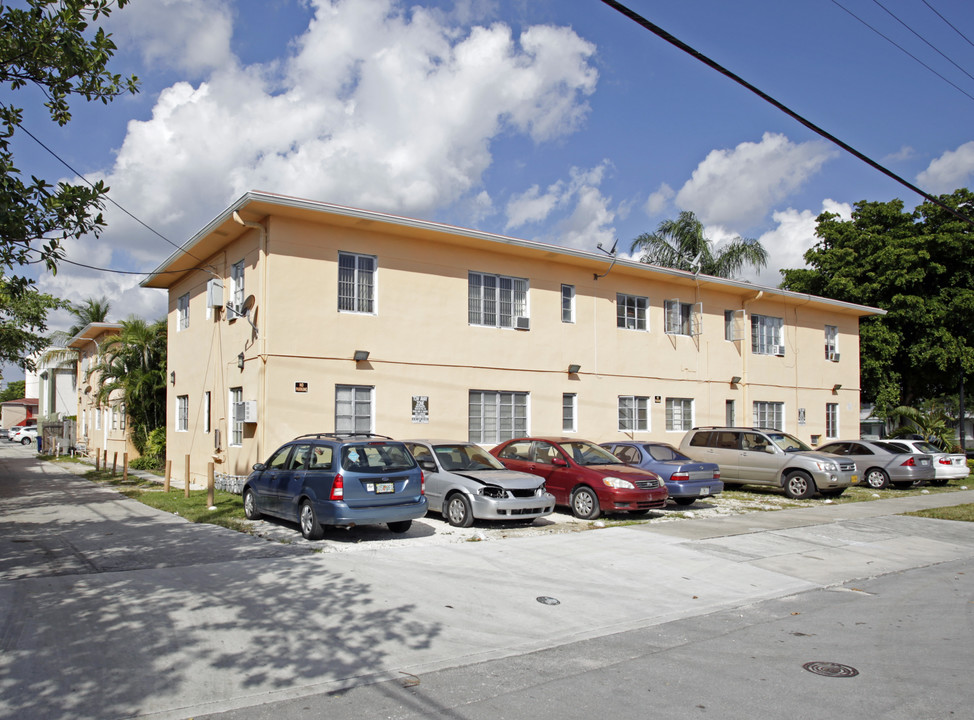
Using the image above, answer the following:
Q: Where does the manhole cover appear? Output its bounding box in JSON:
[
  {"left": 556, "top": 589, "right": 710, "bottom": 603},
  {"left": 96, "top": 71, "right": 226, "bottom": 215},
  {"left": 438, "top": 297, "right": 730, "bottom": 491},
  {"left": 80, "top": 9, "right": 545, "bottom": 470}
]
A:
[
  {"left": 536, "top": 596, "right": 561, "bottom": 605},
  {"left": 802, "top": 662, "right": 859, "bottom": 678}
]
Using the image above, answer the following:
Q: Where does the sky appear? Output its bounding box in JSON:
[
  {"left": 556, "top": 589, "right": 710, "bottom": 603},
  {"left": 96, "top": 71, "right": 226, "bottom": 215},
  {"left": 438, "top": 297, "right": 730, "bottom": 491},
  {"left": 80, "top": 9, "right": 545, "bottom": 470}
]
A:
[{"left": 9, "top": 0, "right": 974, "bottom": 363}]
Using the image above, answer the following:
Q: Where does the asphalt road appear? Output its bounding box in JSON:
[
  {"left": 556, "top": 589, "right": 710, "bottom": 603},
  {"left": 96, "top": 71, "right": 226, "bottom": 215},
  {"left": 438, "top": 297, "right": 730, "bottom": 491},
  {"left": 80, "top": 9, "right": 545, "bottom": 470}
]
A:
[{"left": 1, "top": 442, "right": 972, "bottom": 720}]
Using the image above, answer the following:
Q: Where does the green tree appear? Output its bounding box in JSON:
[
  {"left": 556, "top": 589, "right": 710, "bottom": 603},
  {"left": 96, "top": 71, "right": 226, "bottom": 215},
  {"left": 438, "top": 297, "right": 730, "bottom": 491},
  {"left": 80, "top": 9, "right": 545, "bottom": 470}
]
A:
[
  {"left": 0, "top": 275, "right": 64, "bottom": 370},
  {"left": 780, "top": 188, "right": 974, "bottom": 414},
  {"left": 89, "top": 317, "right": 166, "bottom": 456},
  {"left": 887, "top": 403, "right": 956, "bottom": 451},
  {"left": 630, "top": 210, "right": 770, "bottom": 278},
  {"left": 0, "top": 379, "right": 26, "bottom": 402}
]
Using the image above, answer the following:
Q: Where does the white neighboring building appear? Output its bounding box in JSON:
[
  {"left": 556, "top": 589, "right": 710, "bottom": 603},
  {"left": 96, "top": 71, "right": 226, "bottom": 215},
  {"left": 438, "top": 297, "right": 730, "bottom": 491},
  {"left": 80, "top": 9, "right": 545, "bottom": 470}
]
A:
[{"left": 26, "top": 352, "right": 78, "bottom": 420}]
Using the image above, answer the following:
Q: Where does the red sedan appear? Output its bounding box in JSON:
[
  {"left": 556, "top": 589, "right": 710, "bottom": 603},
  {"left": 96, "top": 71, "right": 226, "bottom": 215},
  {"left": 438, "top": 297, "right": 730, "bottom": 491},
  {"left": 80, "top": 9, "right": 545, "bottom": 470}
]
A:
[{"left": 490, "top": 437, "right": 668, "bottom": 519}]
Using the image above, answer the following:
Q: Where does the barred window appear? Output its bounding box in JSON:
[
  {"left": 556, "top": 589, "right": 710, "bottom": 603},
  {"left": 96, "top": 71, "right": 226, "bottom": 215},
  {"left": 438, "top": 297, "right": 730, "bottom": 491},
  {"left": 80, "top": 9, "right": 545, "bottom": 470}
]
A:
[
  {"left": 618, "top": 396, "right": 649, "bottom": 431},
  {"left": 751, "top": 314, "right": 784, "bottom": 355},
  {"left": 338, "top": 252, "right": 376, "bottom": 313},
  {"left": 469, "top": 390, "right": 528, "bottom": 443},
  {"left": 468, "top": 272, "right": 528, "bottom": 328},
  {"left": 335, "top": 385, "right": 374, "bottom": 434},
  {"left": 826, "top": 403, "right": 839, "bottom": 438},
  {"left": 666, "top": 398, "right": 693, "bottom": 431},
  {"left": 753, "top": 401, "right": 784, "bottom": 430}
]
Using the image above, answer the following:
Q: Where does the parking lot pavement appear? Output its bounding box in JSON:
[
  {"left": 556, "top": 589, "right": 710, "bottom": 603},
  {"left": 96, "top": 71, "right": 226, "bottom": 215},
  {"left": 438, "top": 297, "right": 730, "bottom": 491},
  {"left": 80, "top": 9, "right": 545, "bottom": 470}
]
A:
[{"left": 2, "top": 446, "right": 973, "bottom": 720}]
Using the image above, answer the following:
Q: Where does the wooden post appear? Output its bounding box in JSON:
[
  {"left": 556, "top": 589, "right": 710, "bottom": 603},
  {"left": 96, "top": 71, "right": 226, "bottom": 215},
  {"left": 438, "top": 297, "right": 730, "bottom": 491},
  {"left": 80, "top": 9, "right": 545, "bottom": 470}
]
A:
[
  {"left": 103, "top": 449, "right": 108, "bottom": 469},
  {"left": 164, "top": 459, "right": 172, "bottom": 492},
  {"left": 111, "top": 451, "right": 118, "bottom": 476},
  {"left": 184, "top": 454, "right": 191, "bottom": 498},
  {"left": 122, "top": 453, "right": 129, "bottom": 483},
  {"left": 207, "top": 462, "right": 215, "bottom": 508},
  {"left": 95, "top": 452, "right": 100, "bottom": 471}
]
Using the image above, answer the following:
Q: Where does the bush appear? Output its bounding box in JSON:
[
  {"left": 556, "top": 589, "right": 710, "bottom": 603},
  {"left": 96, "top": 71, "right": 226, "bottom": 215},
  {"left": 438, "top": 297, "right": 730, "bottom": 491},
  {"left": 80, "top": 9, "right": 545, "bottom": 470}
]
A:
[{"left": 130, "top": 456, "right": 162, "bottom": 471}]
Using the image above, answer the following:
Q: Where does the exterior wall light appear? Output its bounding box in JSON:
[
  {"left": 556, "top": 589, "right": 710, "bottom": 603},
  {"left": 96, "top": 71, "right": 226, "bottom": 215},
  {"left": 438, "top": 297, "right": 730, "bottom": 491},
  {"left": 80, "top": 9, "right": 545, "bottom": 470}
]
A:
[
  {"left": 568, "top": 364, "right": 581, "bottom": 374},
  {"left": 237, "top": 352, "right": 245, "bottom": 370},
  {"left": 832, "top": 384, "right": 842, "bottom": 393},
  {"left": 731, "top": 376, "right": 742, "bottom": 385},
  {"left": 353, "top": 350, "right": 370, "bottom": 362},
  {"left": 170, "top": 371, "right": 176, "bottom": 385}
]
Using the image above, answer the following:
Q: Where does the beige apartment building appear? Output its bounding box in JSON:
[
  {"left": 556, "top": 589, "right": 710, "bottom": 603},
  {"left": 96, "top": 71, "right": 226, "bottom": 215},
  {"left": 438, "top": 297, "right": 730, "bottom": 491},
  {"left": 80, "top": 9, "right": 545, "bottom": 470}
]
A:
[
  {"left": 67, "top": 322, "right": 139, "bottom": 461},
  {"left": 142, "top": 191, "right": 883, "bottom": 487}
]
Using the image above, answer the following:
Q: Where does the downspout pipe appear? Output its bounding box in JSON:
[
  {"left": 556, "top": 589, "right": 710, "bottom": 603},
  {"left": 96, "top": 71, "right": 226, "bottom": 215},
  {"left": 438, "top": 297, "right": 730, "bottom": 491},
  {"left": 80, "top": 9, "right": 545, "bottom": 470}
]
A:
[{"left": 740, "top": 291, "right": 764, "bottom": 423}]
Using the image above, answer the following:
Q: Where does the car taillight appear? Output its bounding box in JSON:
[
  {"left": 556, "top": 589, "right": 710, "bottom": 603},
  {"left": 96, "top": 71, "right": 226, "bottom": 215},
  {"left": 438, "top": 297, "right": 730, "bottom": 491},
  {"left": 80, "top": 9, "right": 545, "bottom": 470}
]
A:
[
  {"left": 901, "top": 457, "right": 916, "bottom": 467},
  {"left": 330, "top": 474, "right": 344, "bottom": 500},
  {"left": 938, "top": 457, "right": 952, "bottom": 465},
  {"left": 713, "top": 470, "right": 720, "bottom": 480},
  {"left": 670, "top": 472, "right": 689, "bottom": 481},
  {"left": 420, "top": 469, "right": 425, "bottom": 495}
]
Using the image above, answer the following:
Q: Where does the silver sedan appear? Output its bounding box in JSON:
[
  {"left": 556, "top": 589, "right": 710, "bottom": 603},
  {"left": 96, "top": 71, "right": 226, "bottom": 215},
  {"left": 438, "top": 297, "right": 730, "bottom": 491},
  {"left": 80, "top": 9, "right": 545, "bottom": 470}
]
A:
[{"left": 817, "top": 440, "right": 935, "bottom": 489}]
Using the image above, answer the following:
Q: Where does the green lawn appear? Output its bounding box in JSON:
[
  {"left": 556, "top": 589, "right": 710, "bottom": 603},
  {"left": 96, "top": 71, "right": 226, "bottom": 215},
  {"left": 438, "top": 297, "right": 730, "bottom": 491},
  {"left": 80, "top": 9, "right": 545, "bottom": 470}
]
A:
[{"left": 905, "top": 505, "right": 974, "bottom": 522}]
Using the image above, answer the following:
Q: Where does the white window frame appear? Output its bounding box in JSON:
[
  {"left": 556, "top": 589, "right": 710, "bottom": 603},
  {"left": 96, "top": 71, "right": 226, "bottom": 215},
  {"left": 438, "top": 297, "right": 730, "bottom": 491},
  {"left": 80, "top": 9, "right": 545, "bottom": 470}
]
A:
[
  {"left": 562, "top": 393, "right": 577, "bottom": 433},
  {"left": 561, "top": 284, "right": 575, "bottom": 323},
  {"left": 120, "top": 403, "right": 126, "bottom": 431},
  {"left": 203, "top": 391, "right": 211, "bottom": 434},
  {"left": 826, "top": 403, "right": 839, "bottom": 438},
  {"left": 468, "top": 390, "right": 528, "bottom": 443},
  {"left": 468, "top": 272, "right": 529, "bottom": 328},
  {"left": 338, "top": 251, "right": 377, "bottom": 314},
  {"left": 229, "top": 260, "right": 245, "bottom": 318},
  {"left": 618, "top": 395, "right": 650, "bottom": 432},
  {"left": 752, "top": 401, "right": 784, "bottom": 430},
  {"left": 229, "top": 387, "right": 243, "bottom": 446},
  {"left": 94, "top": 406, "right": 101, "bottom": 431},
  {"left": 725, "top": 399, "right": 736, "bottom": 426},
  {"left": 665, "top": 299, "right": 701, "bottom": 336},
  {"left": 665, "top": 398, "right": 694, "bottom": 431},
  {"left": 177, "top": 293, "right": 190, "bottom": 331},
  {"left": 751, "top": 314, "right": 784, "bottom": 355},
  {"left": 617, "top": 293, "right": 648, "bottom": 330},
  {"left": 176, "top": 395, "right": 189, "bottom": 432},
  {"left": 335, "top": 385, "right": 374, "bottom": 434},
  {"left": 825, "top": 325, "right": 839, "bottom": 360}
]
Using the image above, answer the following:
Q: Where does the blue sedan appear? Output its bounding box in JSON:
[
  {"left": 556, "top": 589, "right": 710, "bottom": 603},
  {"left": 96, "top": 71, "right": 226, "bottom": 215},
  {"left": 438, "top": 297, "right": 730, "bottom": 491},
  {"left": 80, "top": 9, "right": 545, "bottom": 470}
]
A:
[{"left": 600, "top": 441, "right": 723, "bottom": 506}]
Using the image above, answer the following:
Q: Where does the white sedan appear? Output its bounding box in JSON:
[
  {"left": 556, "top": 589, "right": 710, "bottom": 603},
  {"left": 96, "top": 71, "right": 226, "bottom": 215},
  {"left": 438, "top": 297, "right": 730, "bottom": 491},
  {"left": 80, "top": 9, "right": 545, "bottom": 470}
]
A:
[{"left": 883, "top": 439, "right": 969, "bottom": 485}]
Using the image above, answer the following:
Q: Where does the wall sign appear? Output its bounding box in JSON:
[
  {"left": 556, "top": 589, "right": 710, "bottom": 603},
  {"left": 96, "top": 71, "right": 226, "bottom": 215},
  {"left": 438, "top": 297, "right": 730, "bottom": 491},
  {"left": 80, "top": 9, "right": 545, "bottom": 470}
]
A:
[
  {"left": 295, "top": 382, "right": 308, "bottom": 393},
  {"left": 412, "top": 396, "right": 429, "bottom": 423}
]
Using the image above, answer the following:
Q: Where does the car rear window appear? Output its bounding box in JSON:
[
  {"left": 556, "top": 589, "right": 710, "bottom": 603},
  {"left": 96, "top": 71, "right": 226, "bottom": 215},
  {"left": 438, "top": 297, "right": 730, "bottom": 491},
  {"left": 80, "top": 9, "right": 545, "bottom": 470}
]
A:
[{"left": 341, "top": 443, "right": 416, "bottom": 473}]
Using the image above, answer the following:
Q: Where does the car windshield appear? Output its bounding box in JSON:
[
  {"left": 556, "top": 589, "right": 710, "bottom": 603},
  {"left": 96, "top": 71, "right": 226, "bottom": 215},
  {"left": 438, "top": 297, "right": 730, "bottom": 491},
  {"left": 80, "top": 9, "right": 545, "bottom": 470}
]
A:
[
  {"left": 766, "top": 432, "right": 811, "bottom": 452},
  {"left": 341, "top": 443, "right": 417, "bottom": 473},
  {"left": 643, "top": 443, "right": 689, "bottom": 462},
  {"left": 557, "top": 441, "right": 624, "bottom": 466},
  {"left": 434, "top": 445, "right": 505, "bottom": 472}
]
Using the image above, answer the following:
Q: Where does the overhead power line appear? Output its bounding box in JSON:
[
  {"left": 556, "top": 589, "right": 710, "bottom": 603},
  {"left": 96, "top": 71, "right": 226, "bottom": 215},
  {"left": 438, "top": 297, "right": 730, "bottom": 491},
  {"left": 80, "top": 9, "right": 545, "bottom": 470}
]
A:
[
  {"left": 597, "top": 0, "right": 974, "bottom": 228},
  {"left": 922, "top": 0, "right": 974, "bottom": 51}
]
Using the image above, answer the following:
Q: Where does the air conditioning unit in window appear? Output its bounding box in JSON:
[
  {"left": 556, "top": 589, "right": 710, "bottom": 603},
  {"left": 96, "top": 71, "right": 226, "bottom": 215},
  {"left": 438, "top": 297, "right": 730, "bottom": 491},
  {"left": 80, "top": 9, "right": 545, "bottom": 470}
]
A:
[
  {"left": 514, "top": 316, "right": 530, "bottom": 330},
  {"left": 773, "top": 345, "right": 786, "bottom": 356},
  {"left": 206, "top": 279, "right": 224, "bottom": 308},
  {"left": 234, "top": 400, "right": 258, "bottom": 423},
  {"left": 828, "top": 352, "right": 841, "bottom": 362}
]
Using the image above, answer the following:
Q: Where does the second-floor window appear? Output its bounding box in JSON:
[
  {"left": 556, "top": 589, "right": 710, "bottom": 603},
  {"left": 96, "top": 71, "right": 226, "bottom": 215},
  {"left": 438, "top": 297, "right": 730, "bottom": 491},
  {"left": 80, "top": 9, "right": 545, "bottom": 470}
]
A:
[
  {"left": 229, "top": 260, "right": 245, "bottom": 318},
  {"left": 665, "top": 300, "right": 698, "bottom": 336},
  {"left": 617, "top": 293, "right": 648, "bottom": 330},
  {"left": 338, "top": 252, "right": 376, "bottom": 313},
  {"left": 177, "top": 293, "right": 190, "bottom": 331},
  {"left": 825, "top": 325, "right": 839, "bottom": 360},
  {"left": 561, "top": 284, "right": 575, "bottom": 323},
  {"left": 751, "top": 314, "right": 784, "bottom": 355},
  {"left": 468, "top": 272, "right": 528, "bottom": 328}
]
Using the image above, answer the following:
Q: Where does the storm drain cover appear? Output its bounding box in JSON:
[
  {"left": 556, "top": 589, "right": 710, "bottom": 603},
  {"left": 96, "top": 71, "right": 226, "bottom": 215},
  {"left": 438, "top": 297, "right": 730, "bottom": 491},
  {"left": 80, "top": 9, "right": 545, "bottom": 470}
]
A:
[
  {"left": 536, "top": 596, "right": 561, "bottom": 606},
  {"left": 802, "top": 662, "right": 859, "bottom": 678}
]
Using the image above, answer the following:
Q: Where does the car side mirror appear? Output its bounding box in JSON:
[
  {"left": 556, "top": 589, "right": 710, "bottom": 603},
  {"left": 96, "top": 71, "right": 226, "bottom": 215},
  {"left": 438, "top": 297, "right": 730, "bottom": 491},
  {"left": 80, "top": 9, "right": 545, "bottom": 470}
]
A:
[
  {"left": 552, "top": 457, "right": 568, "bottom": 467},
  {"left": 252, "top": 462, "right": 266, "bottom": 471},
  {"left": 419, "top": 458, "right": 437, "bottom": 472}
]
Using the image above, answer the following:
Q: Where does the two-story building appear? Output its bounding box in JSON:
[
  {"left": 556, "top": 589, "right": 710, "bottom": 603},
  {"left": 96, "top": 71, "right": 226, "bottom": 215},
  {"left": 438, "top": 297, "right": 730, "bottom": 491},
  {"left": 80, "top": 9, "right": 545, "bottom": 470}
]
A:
[{"left": 142, "top": 191, "right": 883, "bottom": 487}]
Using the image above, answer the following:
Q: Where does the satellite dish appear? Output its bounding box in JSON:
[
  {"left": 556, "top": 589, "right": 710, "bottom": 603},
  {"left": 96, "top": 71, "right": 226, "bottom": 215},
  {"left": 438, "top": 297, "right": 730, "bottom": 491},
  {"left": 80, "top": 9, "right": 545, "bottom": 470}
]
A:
[{"left": 240, "top": 295, "right": 256, "bottom": 315}]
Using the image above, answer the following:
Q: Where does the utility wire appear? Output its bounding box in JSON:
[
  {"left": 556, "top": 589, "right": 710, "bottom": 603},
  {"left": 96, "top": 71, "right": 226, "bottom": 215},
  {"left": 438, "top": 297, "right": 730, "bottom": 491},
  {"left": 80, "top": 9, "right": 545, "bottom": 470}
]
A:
[
  {"left": 922, "top": 0, "right": 974, "bottom": 51},
  {"left": 597, "top": 0, "right": 974, "bottom": 227},
  {"left": 833, "top": 0, "right": 974, "bottom": 103},
  {"left": 870, "top": 0, "right": 974, "bottom": 85}
]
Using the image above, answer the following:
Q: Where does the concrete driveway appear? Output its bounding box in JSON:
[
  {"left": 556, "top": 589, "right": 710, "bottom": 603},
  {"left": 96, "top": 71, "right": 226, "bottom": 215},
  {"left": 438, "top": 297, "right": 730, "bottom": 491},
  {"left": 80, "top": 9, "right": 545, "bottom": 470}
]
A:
[{"left": 2, "top": 443, "right": 973, "bottom": 719}]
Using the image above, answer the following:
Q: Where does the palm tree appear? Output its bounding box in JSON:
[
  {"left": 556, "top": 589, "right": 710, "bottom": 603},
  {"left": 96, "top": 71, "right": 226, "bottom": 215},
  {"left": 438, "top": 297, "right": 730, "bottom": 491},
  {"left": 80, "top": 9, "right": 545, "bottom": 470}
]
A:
[
  {"left": 887, "top": 404, "right": 956, "bottom": 451},
  {"left": 89, "top": 317, "right": 167, "bottom": 454},
  {"left": 629, "top": 210, "right": 769, "bottom": 278},
  {"left": 41, "top": 296, "right": 112, "bottom": 366}
]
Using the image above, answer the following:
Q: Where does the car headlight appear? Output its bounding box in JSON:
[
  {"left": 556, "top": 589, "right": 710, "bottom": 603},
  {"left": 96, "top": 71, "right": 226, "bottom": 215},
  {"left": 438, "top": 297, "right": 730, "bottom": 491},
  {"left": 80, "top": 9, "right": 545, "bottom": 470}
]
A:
[
  {"left": 814, "top": 461, "right": 838, "bottom": 472},
  {"left": 602, "top": 477, "right": 635, "bottom": 490}
]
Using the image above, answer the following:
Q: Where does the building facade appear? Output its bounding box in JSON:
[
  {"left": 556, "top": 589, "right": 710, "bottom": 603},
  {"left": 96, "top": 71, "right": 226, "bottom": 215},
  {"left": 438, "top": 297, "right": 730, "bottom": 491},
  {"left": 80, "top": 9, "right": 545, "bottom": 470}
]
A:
[{"left": 143, "top": 192, "right": 883, "bottom": 487}]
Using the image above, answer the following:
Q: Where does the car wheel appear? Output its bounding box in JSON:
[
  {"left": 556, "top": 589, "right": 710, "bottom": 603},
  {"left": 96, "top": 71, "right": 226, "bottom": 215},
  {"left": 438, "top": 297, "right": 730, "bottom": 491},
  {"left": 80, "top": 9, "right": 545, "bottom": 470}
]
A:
[
  {"left": 864, "top": 468, "right": 890, "bottom": 489},
  {"left": 21, "top": 437, "right": 31, "bottom": 445},
  {"left": 570, "top": 486, "right": 601, "bottom": 520},
  {"left": 783, "top": 471, "right": 815, "bottom": 499},
  {"left": 242, "top": 488, "right": 261, "bottom": 520},
  {"left": 299, "top": 500, "right": 324, "bottom": 540},
  {"left": 674, "top": 497, "right": 697, "bottom": 506},
  {"left": 387, "top": 520, "right": 412, "bottom": 533},
  {"left": 445, "top": 493, "right": 474, "bottom": 527},
  {"left": 819, "top": 489, "right": 845, "bottom": 498}
]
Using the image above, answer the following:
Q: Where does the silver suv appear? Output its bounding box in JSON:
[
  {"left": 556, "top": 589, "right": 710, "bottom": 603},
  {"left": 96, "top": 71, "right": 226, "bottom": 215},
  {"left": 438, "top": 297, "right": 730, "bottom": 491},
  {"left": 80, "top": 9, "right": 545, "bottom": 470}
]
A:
[{"left": 678, "top": 427, "right": 859, "bottom": 499}]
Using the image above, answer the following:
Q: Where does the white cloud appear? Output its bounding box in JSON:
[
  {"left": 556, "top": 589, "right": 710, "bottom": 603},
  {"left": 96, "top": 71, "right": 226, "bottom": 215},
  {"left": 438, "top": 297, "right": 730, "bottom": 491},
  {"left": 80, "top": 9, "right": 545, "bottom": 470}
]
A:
[
  {"left": 916, "top": 141, "right": 974, "bottom": 194},
  {"left": 645, "top": 183, "right": 673, "bottom": 216},
  {"left": 675, "top": 132, "right": 836, "bottom": 228},
  {"left": 884, "top": 145, "right": 916, "bottom": 163},
  {"left": 553, "top": 184, "right": 616, "bottom": 251}
]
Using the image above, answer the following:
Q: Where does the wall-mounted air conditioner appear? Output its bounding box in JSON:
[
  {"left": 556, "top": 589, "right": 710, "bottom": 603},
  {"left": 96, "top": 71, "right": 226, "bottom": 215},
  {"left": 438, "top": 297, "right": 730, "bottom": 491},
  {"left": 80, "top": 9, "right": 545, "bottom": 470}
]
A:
[
  {"left": 234, "top": 400, "right": 258, "bottom": 423},
  {"left": 829, "top": 352, "right": 841, "bottom": 362},
  {"left": 773, "top": 345, "right": 786, "bottom": 356},
  {"left": 514, "top": 316, "right": 530, "bottom": 330}
]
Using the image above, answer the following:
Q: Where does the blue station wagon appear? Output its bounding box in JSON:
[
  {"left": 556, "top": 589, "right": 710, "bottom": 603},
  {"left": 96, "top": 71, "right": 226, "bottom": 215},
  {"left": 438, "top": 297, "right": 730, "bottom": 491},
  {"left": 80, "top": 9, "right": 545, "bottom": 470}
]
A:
[{"left": 242, "top": 433, "right": 428, "bottom": 539}]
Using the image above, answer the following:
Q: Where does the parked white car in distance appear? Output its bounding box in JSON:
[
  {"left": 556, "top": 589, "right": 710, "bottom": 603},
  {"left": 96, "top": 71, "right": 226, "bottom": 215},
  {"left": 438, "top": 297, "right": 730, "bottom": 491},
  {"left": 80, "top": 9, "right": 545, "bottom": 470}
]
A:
[
  {"left": 9, "top": 426, "right": 38, "bottom": 445},
  {"left": 882, "top": 439, "right": 969, "bottom": 485}
]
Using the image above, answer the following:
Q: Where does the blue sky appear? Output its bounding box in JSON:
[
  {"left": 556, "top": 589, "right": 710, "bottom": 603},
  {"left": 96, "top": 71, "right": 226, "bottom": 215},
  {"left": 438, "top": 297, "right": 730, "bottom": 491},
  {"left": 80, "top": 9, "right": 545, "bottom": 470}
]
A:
[{"left": 12, "top": 0, "right": 974, "bottom": 345}]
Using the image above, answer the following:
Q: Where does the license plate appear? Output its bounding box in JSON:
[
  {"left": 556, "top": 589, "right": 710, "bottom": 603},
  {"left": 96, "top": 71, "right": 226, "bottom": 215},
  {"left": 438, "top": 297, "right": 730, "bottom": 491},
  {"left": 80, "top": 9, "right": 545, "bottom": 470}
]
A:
[
  {"left": 375, "top": 482, "right": 395, "bottom": 494},
  {"left": 851, "top": 475, "right": 858, "bottom": 484},
  {"left": 699, "top": 487, "right": 709, "bottom": 495},
  {"left": 920, "top": 459, "right": 930, "bottom": 465}
]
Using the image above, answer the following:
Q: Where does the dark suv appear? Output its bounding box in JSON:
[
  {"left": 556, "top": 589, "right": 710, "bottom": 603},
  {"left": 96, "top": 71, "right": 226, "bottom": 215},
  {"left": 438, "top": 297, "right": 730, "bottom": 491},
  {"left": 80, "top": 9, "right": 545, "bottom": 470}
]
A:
[{"left": 242, "top": 433, "right": 428, "bottom": 539}]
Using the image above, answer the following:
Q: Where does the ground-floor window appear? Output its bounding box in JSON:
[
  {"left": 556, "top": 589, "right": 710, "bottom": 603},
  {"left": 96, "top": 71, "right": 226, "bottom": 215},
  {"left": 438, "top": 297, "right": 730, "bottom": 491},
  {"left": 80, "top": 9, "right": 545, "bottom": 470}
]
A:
[
  {"left": 562, "top": 393, "right": 576, "bottom": 433},
  {"left": 618, "top": 396, "right": 650, "bottom": 432},
  {"left": 469, "top": 390, "right": 528, "bottom": 443},
  {"left": 666, "top": 398, "right": 693, "bottom": 431},
  {"left": 336, "top": 385, "right": 374, "bottom": 434},
  {"left": 229, "top": 387, "right": 243, "bottom": 446},
  {"left": 725, "top": 399, "right": 736, "bottom": 426},
  {"left": 753, "top": 401, "right": 784, "bottom": 430},
  {"left": 176, "top": 396, "right": 188, "bottom": 432},
  {"left": 826, "top": 403, "right": 839, "bottom": 438}
]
